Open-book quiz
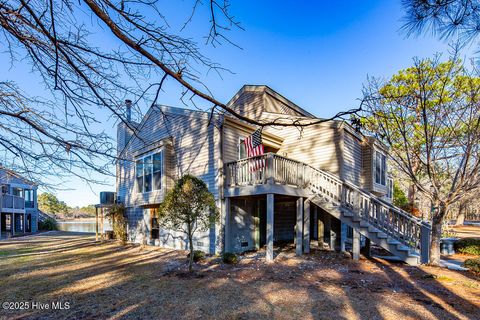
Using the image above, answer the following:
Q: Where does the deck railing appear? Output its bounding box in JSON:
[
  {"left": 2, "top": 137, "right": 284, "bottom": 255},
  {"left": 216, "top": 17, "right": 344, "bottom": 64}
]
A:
[
  {"left": 1, "top": 194, "right": 25, "bottom": 210},
  {"left": 225, "top": 153, "right": 431, "bottom": 258}
]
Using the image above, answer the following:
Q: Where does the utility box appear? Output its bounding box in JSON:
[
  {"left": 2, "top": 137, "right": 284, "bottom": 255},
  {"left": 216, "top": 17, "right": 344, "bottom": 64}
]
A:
[{"left": 99, "top": 192, "right": 116, "bottom": 205}]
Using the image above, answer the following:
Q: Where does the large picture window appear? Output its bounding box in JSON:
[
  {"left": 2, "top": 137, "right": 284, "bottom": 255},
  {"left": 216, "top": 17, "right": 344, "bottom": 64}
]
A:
[
  {"left": 374, "top": 151, "right": 387, "bottom": 186},
  {"left": 136, "top": 150, "right": 163, "bottom": 193}
]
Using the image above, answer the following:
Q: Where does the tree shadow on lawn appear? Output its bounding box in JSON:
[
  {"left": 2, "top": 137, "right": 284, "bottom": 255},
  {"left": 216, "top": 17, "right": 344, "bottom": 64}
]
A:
[{"left": 1, "top": 234, "right": 479, "bottom": 320}]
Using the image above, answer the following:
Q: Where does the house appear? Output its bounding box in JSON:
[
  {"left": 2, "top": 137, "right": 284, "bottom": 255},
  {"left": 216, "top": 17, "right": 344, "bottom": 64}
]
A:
[
  {"left": 116, "top": 85, "right": 431, "bottom": 265},
  {"left": 0, "top": 166, "right": 38, "bottom": 238}
]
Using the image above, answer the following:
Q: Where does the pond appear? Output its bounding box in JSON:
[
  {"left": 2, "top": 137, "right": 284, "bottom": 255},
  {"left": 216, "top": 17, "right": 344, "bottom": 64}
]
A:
[{"left": 57, "top": 220, "right": 97, "bottom": 233}]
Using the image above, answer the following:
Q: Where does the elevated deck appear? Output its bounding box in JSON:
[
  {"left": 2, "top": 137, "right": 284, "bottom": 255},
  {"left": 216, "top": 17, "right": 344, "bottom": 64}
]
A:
[
  {"left": 0, "top": 194, "right": 25, "bottom": 213},
  {"left": 224, "top": 153, "right": 431, "bottom": 265}
]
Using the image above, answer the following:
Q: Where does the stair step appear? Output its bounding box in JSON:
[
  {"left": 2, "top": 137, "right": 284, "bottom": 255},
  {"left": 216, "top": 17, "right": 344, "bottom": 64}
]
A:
[
  {"left": 387, "top": 239, "right": 400, "bottom": 245},
  {"left": 359, "top": 221, "right": 369, "bottom": 227},
  {"left": 397, "top": 245, "right": 411, "bottom": 252},
  {"left": 376, "top": 232, "right": 388, "bottom": 239}
]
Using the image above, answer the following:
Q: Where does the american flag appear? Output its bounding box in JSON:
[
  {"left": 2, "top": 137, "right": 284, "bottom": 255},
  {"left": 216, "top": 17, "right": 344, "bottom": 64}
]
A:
[{"left": 244, "top": 128, "right": 265, "bottom": 171}]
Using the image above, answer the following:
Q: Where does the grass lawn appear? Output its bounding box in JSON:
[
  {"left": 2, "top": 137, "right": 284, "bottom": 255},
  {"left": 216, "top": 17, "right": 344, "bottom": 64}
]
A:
[{"left": 0, "top": 231, "right": 479, "bottom": 320}]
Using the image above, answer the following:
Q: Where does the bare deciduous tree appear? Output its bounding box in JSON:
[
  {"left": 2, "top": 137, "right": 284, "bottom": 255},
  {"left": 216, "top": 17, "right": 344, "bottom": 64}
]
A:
[{"left": 0, "top": 0, "right": 360, "bottom": 186}]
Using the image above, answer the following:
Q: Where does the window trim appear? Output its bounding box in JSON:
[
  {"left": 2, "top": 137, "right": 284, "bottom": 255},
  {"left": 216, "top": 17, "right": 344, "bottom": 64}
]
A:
[
  {"left": 24, "top": 189, "right": 35, "bottom": 208},
  {"left": 238, "top": 137, "right": 246, "bottom": 160},
  {"left": 373, "top": 149, "right": 387, "bottom": 187},
  {"left": 135, "top": 149, "right": 164, "bottom": 194},
  {"left": 386, "top": 177, "right": 393, "bottom": 199}
]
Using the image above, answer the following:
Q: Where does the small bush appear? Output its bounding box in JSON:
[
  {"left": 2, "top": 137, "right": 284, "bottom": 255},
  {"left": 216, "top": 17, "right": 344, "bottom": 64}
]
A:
[
  {"left": 454, "top": 238, "right": 480, "bottom": 256},
  {"left": 464, "top": 258, "right": 480, "bottom": 273},
  {"left": 222, "top": 252, "right": 238, "bottom": 264},
  {"left": 38, "top": 217, "right": 58, "bottom": 231},
  {"left": 187, "top": 250, "right": 205, "bottom": 262}
]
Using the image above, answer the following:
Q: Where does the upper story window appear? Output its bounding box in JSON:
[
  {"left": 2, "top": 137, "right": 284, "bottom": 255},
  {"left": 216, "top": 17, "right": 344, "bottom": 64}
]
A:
[
  {"left": 386, "top": 178, "right": 393, "bottom": 199},
  {"left": 238, "top": 138, "right": 246, "bottom": 160},
  {"left": 24, "top": 189, "right": 35, "bottom": 208},
  {"left": 374, "top": 150, "right": 387, "bottom": 186},
  {"left": 12, "top": 187, "right": 23, "bottom": 197},
  {"left": 136, "top": 150, "right": 163, "bottom": 193}
]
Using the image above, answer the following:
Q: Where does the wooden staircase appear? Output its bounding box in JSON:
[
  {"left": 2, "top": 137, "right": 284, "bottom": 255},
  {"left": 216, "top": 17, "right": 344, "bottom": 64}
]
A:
[{"left": 225, "top": 153, "right": 432, "bottom": 265}]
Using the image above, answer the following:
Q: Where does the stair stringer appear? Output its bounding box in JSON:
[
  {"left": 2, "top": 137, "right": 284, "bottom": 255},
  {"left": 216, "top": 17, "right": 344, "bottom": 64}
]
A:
[{"left": 310, "top": 195, "right": 421, "bottom": 266}]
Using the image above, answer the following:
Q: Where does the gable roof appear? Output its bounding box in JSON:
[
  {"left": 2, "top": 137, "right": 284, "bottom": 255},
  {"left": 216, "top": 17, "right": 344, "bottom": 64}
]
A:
[
  {"left": 227, "top": 85, "right": 316, "bottom": 118},
  {"left": 0, "top": 165, "right": 37, "bottom": 186},
  {"left": 118, "top": 105, "right": 219, "bottom": 157}
]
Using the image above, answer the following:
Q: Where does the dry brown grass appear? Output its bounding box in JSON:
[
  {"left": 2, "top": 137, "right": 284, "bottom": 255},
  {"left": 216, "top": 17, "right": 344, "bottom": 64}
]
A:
[{"left": 0, "top": 232, "right": 479, "bottom": 320}]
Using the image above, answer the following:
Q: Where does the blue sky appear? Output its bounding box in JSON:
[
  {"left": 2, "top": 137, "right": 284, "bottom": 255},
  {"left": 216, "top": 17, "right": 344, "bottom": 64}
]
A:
[{"left": 1, "top": 1, "right": 467, "bottom": 206}]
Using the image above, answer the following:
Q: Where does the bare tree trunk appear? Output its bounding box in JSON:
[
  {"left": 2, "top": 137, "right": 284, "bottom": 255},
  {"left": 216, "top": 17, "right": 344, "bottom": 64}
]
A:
[
  {"left": 408, "top": 184, "right": 416, "bottom": 209},
  {"left": 430, "top": 203, "right": 447, "bottom": 266},
  {"left": 188, "top": 223, "right": 194, "bottom": 272},
  {"left": 455, "top": 202, "right": 465, "bottom": 226}
]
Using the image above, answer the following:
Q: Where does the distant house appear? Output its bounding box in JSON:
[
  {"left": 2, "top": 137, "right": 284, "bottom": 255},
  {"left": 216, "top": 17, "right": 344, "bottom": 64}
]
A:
[
  {"left": 115, "top": 85, "right": 430, "bottom": 265},
  {"left": 0, "top": 166, "right": 38, "bottom": 238}
]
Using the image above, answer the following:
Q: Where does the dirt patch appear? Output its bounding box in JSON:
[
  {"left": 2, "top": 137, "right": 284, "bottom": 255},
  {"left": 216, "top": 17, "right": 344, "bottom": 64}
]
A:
[{"left": 0, "top": 232, "right": 479, "bottom": 320}]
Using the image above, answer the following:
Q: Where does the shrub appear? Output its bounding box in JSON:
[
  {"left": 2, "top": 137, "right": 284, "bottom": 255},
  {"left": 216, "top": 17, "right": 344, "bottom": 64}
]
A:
[
  {"left": 454, "top": 238, "right": 480, "bottom": 256},
  {"left": 187, "top": 250, "right": 205, "bottom": 263},
  {"left": 464, "top": 258, "right": 480, "bottom": 273},
  {"left": 38, "top": 217, "right": 58, "bottom": 231},
  {"left": 222, "top": 252, "right": 238, "bottom": 264},
  {"left": 105, "top": 204, "right": 128, "bottom": 245}
]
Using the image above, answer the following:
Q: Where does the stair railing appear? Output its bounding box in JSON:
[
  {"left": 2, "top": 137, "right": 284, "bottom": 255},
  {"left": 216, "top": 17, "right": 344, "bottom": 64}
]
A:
[{"left": 225, "top": 152, "right": 431, "bottom": 262}]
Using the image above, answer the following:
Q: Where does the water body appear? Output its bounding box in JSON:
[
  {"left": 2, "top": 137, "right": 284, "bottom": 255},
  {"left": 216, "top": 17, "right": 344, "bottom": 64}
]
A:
[{"left": 57, "top": 220, "right": 96, "bottom": 233}]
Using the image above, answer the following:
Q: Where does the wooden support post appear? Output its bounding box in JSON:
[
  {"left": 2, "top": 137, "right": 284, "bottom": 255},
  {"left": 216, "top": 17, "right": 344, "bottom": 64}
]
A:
[
  {"left": 23, "top": 212, "right": 26, "bottom": 234},
  {"left": 100, "top": 208, "right": 104, "bottom": 240},
  {"left": 95, "top": 206, "right": 99, "bottom": 241},
  {"left": 296, "top": 197, "right": 303, "bottom": 256},
  {"left": 317, "top": 212, "right": 324, "bottom": 249},
  {"left": 420, "top": 222, "right": 431, "bottom": 264},
  {"left": 303, "top": 200, "right": 310, "bottom": 254},
  {"left": 352, "top": 228, "right": 360, "bottom": 260},
  {"left": 340, "top": 223, "right": 347, "bottom": 252},
  {"left": 323, "top": 213, "right": 332, "bottom": 250},
  {"left": 254, "top": 199, "right": 260, "bottom": 250},
  {"left": 11, "top": 213, "right": 15, "bottom": 236},
  {"left": 313, "top": 206, "right": 318, "bottom": 241},
  {"left": 224, "top": 197, "right": 231, "bottom": 252},
  {"left": 266, "top": 194, "right": 274, "bottom": 261},
  {"left": 361, "top": 238, "right": 371, "bottom": 258}
]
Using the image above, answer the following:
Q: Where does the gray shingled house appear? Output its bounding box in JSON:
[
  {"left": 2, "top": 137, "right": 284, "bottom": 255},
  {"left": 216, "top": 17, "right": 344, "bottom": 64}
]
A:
[
  {"left": 116, "top": 85, "right": 431, "bottom": 265},
  {"left": 0, "top": 166, "right": 38, "bottom": 238}
]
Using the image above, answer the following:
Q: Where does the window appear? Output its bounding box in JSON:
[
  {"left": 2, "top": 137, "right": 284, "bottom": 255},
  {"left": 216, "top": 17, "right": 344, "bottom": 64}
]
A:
[
  {"left": 136, "top": 159, "right": 144, "bottom": 193},
  {"left": 12, "top": 187, "right": 23, "bottom": 197},
  {"left": 24, "top": 189, "right": 34, "bottom": 208},
  {"left": 238, "top": 138, "right": 246, "bottom": 159},
  {"left": 374, "top": 151, "right": 387, "bottom": 186},
  {"left": 136, "top": 150, "right": 163, "bottom": 193},
  {"left": 153, "top": 152, "right": 162, "bottom": 190},
  {"left": 386, "top": 178, "right": 393, "bottom": 199}
]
